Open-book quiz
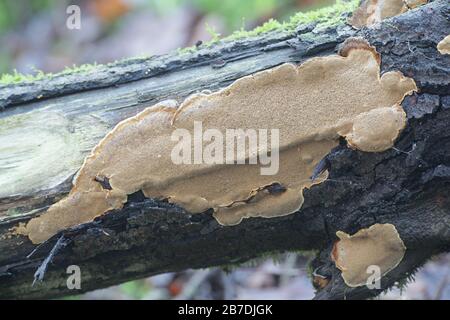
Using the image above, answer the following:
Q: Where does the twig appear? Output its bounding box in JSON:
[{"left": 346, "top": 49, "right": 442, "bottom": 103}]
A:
[{"left": 32, "top": 235, "right": 70, "bottom": 286}]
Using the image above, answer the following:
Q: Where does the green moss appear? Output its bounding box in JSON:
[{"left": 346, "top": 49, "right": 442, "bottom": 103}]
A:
[
  {"left": 224, "top": 0, "right": 359, "bottom": 41},
  {"left": 177, "top": 46, "right": 197, "bottom": 55},
  {"left": 0, "top": 63, "right": 101, "bottom": 85},
  {"left": 205, "top": 22, "right": 221, "bottom": 45},
  {"left": 0, "top": 69, "right": 46, "bottom": 84},
  {"left": 225, "top": 18, "right": 283, "bottom": 41},
  {"left": 110, "top": 54, "right": 152, "bottom": 65},
  {"left": 0, "top": 1, "right": 359, "bottom": 85},
  {"left": 178, "top": 0, "right": 358, "bottom": 54},
  {"left": 289, "top": 0, "right": 358, "bottom": 29},
  {"left": 0, "top": 54, "right": 152, "bottom": 86}
]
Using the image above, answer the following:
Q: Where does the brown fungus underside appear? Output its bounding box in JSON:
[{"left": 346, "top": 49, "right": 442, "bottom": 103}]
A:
[
  {"left": 349, "top": 0, "right": 428, "bottom": 28},
  {"left": 19, "top": 40, "right": 417, "bottom": 244},
  {"left": 331, "top": 223, "right": 407, "bottom": 287}
]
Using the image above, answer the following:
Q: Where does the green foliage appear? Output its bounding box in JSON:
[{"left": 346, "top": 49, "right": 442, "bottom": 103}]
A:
[
  {"left": 146, "top": 0, "right": 357, "bottom": 34},
  {"left": 0, "top": 0, "right": 56, "bottom": 34},
  {"left": 147, "top": 0, "right": 280, "bottom": 30},
  {"left": 120, "top": 280, "right": 152, "bottom": 299}
]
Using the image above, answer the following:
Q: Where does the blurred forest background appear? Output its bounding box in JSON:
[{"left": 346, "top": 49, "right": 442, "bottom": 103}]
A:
[{"left": 0, "top": 0, "right": 448, "bottom": 299}]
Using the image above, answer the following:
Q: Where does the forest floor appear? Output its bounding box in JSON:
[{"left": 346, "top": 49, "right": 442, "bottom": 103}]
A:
[{"left": 78, "top": 253, "right": 449, "bottom": 300}]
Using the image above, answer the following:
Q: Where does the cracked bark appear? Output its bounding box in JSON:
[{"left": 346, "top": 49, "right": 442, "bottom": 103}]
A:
[{"left": 0, "top": 0, "right": 449, "bottom": 300}]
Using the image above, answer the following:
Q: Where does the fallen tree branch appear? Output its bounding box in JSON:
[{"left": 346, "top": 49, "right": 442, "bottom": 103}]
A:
[{"left": 0, "top": 0, "right": 449, "bottom": 299}]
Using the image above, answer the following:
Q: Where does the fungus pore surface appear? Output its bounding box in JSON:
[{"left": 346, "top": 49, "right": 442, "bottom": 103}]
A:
[
  {"left": 437, "top": 35, "right": 450, "bottom": 55},
  {"left": 331, "top": 223, "right": 406, "bottom": 287},
  {"left": 19, "top": 40, "right": 417, "bottom": 244},
  {"left": 348, "top": 0, "right": 428, "bottom": 28}
]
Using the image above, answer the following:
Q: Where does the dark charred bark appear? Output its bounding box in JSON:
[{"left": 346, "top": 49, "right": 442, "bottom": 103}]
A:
[{"left": 0, "top": 0, "right": 448, "bottom": 300}]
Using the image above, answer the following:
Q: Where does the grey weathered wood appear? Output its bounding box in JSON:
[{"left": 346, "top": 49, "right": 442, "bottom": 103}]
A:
[{"left": 0, "top": 0, "right": 449, "bottom": 299}]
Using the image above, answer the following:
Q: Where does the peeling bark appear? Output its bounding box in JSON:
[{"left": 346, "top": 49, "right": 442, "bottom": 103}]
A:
[{"left": 0, "top": 0, "right": 449, "bottom": 300}]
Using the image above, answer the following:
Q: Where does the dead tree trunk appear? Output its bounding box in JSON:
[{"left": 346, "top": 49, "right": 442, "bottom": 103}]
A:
[{"left": 0, "top": 0, "right": 449, "bottom": 300}]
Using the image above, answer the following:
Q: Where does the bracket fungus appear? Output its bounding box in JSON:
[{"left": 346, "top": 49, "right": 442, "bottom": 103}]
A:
[
  {"left": 18, "top": 38, "right": 417, "bottom": 244},
  {"left": 349, "top": 0, "right": 428, "bottom": 28},
  {"left": 437, "top": 35, "right": 450, "bottom": 55},
  {"left": 331, "top": 223, "right": 406, "bottom": 287}
]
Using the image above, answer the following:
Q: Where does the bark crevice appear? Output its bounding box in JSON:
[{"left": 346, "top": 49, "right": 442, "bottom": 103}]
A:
[{"left": 0, "top": 0, "right": 448, "bottom": 299}]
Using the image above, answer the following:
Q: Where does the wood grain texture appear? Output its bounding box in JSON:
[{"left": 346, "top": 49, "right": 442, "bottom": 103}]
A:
[{"left": 0, "top": 0, "right": 449, "bottom": 299}]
